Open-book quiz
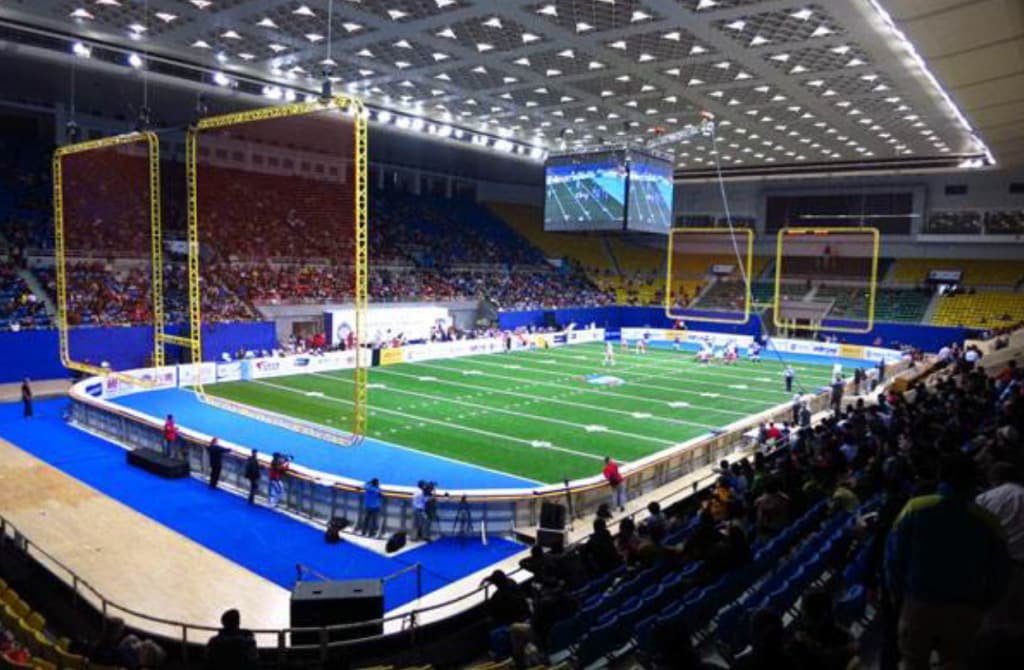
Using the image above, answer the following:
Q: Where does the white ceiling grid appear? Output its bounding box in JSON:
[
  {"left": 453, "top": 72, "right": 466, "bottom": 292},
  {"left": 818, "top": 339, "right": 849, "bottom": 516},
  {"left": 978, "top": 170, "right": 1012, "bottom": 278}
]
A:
[{"left": 0, "top": 0, "right": 1001, "bottom": 171}]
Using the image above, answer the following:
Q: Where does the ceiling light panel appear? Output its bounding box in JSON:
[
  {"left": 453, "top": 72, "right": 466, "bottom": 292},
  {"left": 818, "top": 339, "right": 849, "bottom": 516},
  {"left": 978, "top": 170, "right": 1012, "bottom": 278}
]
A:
[
  {"left": 506, "top": 48, "right": 598, "bottom": 77},
  {"left": 714, "top": 4, "right": 841, "bottom": 48},
  {"left": 443, "top": 15, "right": 543, "bottom": 53},
  {"left": 528, "top": 0, "right": 662, "bottom": 33},
  {"left": 762, "top": 43, "right": 870, "bottom": 75},
  {"left": 59, "top": 0, "right": 194, "bottom": 37},
  {"left": 357, "top": 38, "right": 447, "bottom": 69},
  {"left": 342, "top": 0, "right": 462, "bottom": 22},
  {"left": 603, "top": 27, "right": 712, "bottom": 61}
]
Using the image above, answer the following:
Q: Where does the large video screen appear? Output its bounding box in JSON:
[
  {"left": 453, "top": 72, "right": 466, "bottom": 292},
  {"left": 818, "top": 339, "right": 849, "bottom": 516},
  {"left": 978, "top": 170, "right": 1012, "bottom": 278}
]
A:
[
  {"left": 626, "top": 152, "right": 674, "bottom": 233},
  {"left": 544, "top": 152, "right": 627, "bottom": 231}
]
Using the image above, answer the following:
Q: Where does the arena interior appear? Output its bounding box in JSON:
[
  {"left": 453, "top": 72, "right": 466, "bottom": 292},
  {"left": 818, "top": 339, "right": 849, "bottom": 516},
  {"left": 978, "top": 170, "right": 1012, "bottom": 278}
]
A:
[{"left": 0, "top": 1, "right": 1022, "bottom": 669}]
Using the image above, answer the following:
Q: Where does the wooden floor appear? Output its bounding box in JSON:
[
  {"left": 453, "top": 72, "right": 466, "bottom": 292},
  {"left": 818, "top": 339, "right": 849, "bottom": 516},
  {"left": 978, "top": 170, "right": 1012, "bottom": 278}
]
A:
[{"left": 0, "top": 436, "right": 290, "bottom": 643}]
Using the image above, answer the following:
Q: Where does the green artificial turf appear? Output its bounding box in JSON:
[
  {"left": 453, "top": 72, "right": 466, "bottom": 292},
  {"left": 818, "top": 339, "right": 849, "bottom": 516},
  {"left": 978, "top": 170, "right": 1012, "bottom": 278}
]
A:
[{"left": 207, "top": 343, "right": 839, "bottom": 483}]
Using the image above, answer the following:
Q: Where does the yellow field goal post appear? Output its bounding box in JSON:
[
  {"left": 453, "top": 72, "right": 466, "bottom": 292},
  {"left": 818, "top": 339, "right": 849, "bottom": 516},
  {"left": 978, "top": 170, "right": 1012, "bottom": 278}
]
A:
[
  {"left": 52, "top": 131, "right": 164, "bottom": 386},
  {"left": 772, "top": 227, "right": 880, "bottom": 335},
  {"left": 184, "top": 96, "right": 369, "bottom": 444},
  {"left": 664, "top": 226, "right": 754, "bottom": 324}
]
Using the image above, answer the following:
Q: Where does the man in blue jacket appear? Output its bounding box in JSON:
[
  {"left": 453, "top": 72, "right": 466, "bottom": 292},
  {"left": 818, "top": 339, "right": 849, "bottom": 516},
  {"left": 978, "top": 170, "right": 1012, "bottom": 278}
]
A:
[
  {"left": 885, "top": 452, "right": 1011, "bottom": 670},
  {"left": 359, "top": 478, "right": 382, "bottom": 537}
]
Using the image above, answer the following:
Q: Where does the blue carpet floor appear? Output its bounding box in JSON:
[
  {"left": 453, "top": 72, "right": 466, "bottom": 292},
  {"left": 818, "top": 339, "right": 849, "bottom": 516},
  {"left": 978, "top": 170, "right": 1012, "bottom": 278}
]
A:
[
  {"left": 113, "top": 388, "right": 539, "bottom": 488},
  {"left": 0, "top": 400, "right": 524, "bottom": 610}
]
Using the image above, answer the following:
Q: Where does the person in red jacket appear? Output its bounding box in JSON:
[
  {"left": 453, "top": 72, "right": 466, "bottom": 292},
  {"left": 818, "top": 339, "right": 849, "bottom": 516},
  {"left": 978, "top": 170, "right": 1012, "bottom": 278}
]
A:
[
  {"left": 603, "top": 456, "right": 626, "bottom": 512},
  {"left": 163, "top": 415, "right": 178, "bottom": 458}
]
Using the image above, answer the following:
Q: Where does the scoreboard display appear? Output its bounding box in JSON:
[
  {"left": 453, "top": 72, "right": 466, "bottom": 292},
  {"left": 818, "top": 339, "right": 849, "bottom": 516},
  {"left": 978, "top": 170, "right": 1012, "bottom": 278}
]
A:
[{"left": 544, "top": 149, "right": 674, "bottom": 233}]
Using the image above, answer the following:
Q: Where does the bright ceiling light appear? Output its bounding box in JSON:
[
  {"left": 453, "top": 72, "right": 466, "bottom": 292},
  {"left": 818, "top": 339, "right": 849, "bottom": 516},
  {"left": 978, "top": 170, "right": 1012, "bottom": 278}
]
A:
[
  {"left": 71, "top": 42, "right": 91, "bottom": 58},
  {"left": 127, "top": 52, "right": 143, "bottom": 68},
  {"left": 293, "top": 5, "right": 315, "bottom": 17},
  {"left": 69, "top": 8, "right": 94, "bottom": 20},
  {"left": 791, "top": 9, "right": 813, "bottom": 21},
  {"left": 213, "top": 71, "right": 231, "bottom": 87}
]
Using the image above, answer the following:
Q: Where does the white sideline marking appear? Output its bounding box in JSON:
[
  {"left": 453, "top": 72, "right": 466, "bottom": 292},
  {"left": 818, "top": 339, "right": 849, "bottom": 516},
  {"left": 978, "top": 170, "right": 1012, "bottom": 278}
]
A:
[
  {"left": 367, "top": 383, "right": 388, "bottom": 389},
  {"left": 668, "top": 401, "right": 691, "bottom": 408},
  {"left": 530, "top": 440, "right": 553, "bottom": 448},
  {"left": 417, "top": 376, "right": 438, "bottom": 382},
  {"left": 502, "top": 364, "right": 523, "bottom": 369},
  {"left": 250, "top": 379, "right": 604, "bottom": 465},
  {"left": 305, "top": 391, "right": 325, "bottom": 397},
  {"left": 585, "top": 425, "right": 608, "bottom": 433},
  {"left": 368, "top": 366, "right": 719, "bottom": 431},
  {"left": 729, "top": 384, "right": 748, "bottom": 390},
  {"left": 632, "top": 412, "right": 652, "bottom": 419},
  {"left": 312, "top": 371, "right": 672, "bottom": 445},
  {"left": 700, "top": 392, "right": 721, "bottom": 398},
  {"left": 461, "top": 370, "right": 483, "bottom": 376}
]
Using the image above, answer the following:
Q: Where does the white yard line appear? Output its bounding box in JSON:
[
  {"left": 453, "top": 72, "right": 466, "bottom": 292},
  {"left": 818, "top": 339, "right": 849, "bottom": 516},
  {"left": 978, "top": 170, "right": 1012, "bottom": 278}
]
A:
[
  {"left": 538, "top": 347, "right": 821, "bottom": 393},
  {"left": 308, "top": 371, "right": 674, "bottom": 446},
  {"left": 367, "top": 366, "right": 720, "bottom": 431},
  {"left": 250, "top": 380, "right": 606, "bottom": 464},
  {"left": 406, "top": 358, "right": 755, "bottom": 418},
  {"left": 465, "top": 353, "right": 790, "bottom": 402}
]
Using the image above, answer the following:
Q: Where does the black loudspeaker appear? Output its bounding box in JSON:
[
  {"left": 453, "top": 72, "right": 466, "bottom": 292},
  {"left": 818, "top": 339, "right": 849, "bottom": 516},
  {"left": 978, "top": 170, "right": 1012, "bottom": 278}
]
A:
[
  {"left": 540, "top": 502, "right": 567, "bottom": 531},
  {"left": 126, "top": 449, "right": 189, "bottom": 479},
  {"left": 324, "top": 517, "right": 349, "bottom": 544},
  {"left": 291, "top": 579, "right": 383, "bottom": 644},
  {"left": 385, "top": 531, "right": 407, "bottom": 554},
  {"left": 537, "top": 528, "right": 566, "bottom": 551}
]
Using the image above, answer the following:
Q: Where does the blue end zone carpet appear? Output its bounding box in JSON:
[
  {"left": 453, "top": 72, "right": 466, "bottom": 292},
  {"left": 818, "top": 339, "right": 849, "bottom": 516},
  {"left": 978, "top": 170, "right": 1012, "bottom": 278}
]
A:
[
  {"left": 112, "top": 388, "right": 539, "bottom": 488},
  {"left": 0, "top": 400, "right": 524, "bottom": 610}
]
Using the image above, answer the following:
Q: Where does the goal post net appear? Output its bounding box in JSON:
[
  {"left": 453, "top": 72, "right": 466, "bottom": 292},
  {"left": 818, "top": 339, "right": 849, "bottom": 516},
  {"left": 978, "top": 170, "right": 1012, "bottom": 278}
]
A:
[
  {"left": 773, "top": 227, "right": 880, "bottom": 335},
  {"left": 185, "top": 97, "right": 368, "bottom": 443},
  {"left": 52, "top": 132, "right": 164, "bottom": 381},
  {"left": 664, "top": 227, "right": 754, "bottom": 324}
]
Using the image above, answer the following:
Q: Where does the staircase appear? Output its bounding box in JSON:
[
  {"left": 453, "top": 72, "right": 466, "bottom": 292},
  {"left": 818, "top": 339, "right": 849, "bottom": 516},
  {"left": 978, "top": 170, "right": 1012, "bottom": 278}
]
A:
[
  {"left": 921, "top": 291, "right": 942, "bottom": 324},
  {"left": 17, "top": 268, "right": 55, "bottom": 316}
]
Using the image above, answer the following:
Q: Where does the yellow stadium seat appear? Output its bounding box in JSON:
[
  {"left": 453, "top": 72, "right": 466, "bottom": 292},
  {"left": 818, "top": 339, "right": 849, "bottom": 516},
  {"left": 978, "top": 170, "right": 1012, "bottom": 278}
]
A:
[
  {"left": 52, "top": 648, "right": 87, "bottom": 670},
  {"left": 28, "top": 659, "right": 56, "bottom": 670},
  {"left": 0, "top": 577, "right": 7, "bottom": 593},
  {"left": 931, "top": 292, "right": 1024, "bottom": 328},
  {"left": 0, "top": 590, "right": 18, "bottom": 609},
  {"left": 10, "top": 599, "right": 30, "bottom": 621},
  {"left": 24, "top": 612, "right": 44, "bottom": 632}
]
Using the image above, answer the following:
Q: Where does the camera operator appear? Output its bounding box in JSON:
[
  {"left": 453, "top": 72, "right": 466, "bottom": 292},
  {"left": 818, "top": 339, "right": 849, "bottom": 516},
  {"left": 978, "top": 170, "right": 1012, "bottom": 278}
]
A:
[{"left": 268, "top": 452, "right": 292, "bottom": 508}]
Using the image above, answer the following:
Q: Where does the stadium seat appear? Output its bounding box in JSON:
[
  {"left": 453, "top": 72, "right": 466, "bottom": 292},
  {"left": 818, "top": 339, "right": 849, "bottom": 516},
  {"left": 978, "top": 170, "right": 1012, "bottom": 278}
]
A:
[
  {"left": 547, "top": 613, "right": 588, "bottom": 655},
  {"left": 835, "top": 584, "right": 868, "bottom": 627},
  {"left": 573, "top": 616, "right": 622, "bottom": 668}
]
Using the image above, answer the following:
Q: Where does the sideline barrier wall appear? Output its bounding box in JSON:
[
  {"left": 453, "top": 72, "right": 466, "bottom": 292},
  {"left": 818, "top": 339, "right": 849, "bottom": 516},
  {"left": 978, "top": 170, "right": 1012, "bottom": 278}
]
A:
[{"left": 67, "top": 326, "right": 907, "bottom": 538}]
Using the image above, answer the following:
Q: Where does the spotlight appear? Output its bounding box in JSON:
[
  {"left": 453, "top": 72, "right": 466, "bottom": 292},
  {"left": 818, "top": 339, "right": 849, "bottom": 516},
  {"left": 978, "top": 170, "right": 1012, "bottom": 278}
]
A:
[
  {"left": 284, "top": 89, "right": 297, "bottom": 102},
  {"left": 72, "top": 42, "right": 91, "bottom": 58},
  {"left": 213, "top": 71, "right": 231, "bottom": 87},
  {"left": 376, "top": 110, "right": 393, "bottom": 124},
  {"left": 128, "top": 53, "right": 144, "bottom": 69}
]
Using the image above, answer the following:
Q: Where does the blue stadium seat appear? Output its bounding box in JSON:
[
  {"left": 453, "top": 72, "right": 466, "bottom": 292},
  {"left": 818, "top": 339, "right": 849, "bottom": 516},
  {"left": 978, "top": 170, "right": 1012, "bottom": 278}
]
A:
[
  {"left": 574, "top": 615, "right": 625, "bottom": 668},
  {"left": 835, "top": 584, "right": 867, "bottom": 627},
  {"left": 548, "top": 613, "right": 588, "bottom": 655}
]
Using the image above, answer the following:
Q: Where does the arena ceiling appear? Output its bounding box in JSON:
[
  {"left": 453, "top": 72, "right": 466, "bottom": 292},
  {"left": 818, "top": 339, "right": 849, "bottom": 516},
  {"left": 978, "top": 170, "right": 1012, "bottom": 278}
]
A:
[{"left": 0, "top": 0, "right": 1020, "bottom": 176}]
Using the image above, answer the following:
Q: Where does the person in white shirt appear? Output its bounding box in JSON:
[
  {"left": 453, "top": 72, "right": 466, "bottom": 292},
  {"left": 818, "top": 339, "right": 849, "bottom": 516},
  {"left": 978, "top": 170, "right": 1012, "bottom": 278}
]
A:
[
  {"left": 603, "top": 341, "right": 616, "bottom": 367},
  {"left": 975, "top": 462, "right": 1024, "bottom": 623},
  {"left": 832, "top": 361, "right": 843, "bottom": 379}
]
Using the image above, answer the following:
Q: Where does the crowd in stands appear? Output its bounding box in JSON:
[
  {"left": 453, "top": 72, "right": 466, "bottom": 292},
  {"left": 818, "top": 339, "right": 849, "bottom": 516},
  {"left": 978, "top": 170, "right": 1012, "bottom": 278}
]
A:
[
  {"left": 0, "top": 265, "right": 47, "bottom": 330},
  {"left": 479, "top": 339, "right": 1024, "bottom": 669}
]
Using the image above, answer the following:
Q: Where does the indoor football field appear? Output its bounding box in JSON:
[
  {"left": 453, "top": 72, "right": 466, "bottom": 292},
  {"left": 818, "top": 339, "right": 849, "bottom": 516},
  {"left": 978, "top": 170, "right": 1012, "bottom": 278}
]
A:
[{"left": 205, "top": 342, "right": 854, "bottom": 483}]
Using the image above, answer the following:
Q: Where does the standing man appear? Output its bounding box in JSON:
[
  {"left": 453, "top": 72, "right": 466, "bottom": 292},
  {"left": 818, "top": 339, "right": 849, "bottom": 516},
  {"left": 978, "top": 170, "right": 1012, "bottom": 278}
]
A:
[
  {"left": 885, "top": 453, "right": 1010, "bottom": 670},
  {"left": 830, "top": 375, "right": 845, "bottom": 415},
  {"left": 791, "top": 393, "right": 802, "bottom": 425},
  {"left": 853, "top": 367, "right": 865, "bottom": 396},
  {"left": 244, "top": 449, "right": 260, "bottom": 505},
  {"left": 163, "top": 414, "right": 178, "bottom": 458},
  {"left": 603, "top": 456, "right": 626, "bottom": 512},
  {"left": 20, "top": 378, "right": 32, "bottom": 419},
  {"left": 783, "top": 365, "right": 795, "bottom": 393},
  {"left": 412, "top": 481, "right": 429, "bottom": 541},
  {"left": 359, "top": 478, "right": 382, "bottom": 537},
  {"left": 268, "top": 453, "right": 290, "bottom": 507},
  {"left": 206, "top": 438, "right": 229, "bottom": 489},
  {"left": 877, "top": 357, "right": 887, "bottom": 383}
]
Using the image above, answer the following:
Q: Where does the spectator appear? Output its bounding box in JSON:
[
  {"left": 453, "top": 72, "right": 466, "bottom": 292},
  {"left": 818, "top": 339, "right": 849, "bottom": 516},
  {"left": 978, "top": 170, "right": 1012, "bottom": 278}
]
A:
[
  {"left": 975, "top": 462, "right": 1024, "bottom": 624},
  {"left": 412, "top": 480, "right": 429, "bottom": 541},
  {"left": 754, "top": 478, "right": 789, "bottom": 538},
  {"left": 482, "top": 570, "right": 530, "bottom": 626},
  {"left": 243, "top": 449, "right": 260, "bottom": 504},
  {"left": 615, "top": 517, "right": 641, "bottom": 565},
  {"left": 641, "top": 501, "right": 667, "bottom": 537},
  {"left": 204, "top": 609, "right": 257, "bottom": 670},
  {"left": 163, "top": 414, "right": 178, "bottom": 458},
  {"left": 603, "top": 456, "right": 626, "bottom": 512},
  {"left": 206, "top": 437, "right": 229, "bottom": 489},
  {"left": 91, "top": 616, "right": 166, "bottom": 669},
  {"left": 789, "top": 588, "right": 858, "bottom": 670},
  {"left": 885, "top": 452, "right": 1011, "bottom": 670},
  {"left": 20, "top": 377, "right": 31, "bottom": 418},
  {"left": 358, "top": 477, "right": 382, "bottom": 537},
  {"left": 267, "top": 453, "right": 290, "bottom": 507},
  {"left": 582, "top": 518, "right": 621, "bottom": 575}
]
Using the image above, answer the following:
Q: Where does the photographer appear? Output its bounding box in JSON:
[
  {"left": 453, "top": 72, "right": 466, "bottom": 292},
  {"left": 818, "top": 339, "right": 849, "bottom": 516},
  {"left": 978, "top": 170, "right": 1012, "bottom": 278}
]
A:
[
  {"left": 412, "top": 480, "right": 430, "bottom": 541},
  {"left": 268, "top": 452, "right": 292, "bottom": 508}
]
